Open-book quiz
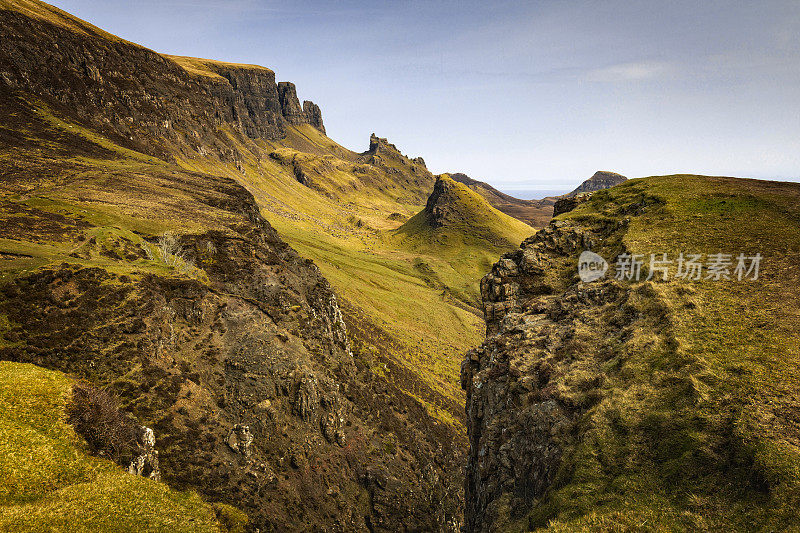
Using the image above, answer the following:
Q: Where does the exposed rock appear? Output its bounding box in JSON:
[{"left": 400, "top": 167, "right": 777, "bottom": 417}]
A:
[
  {"left": 302, "top": 100, "right": 326, "bottom": 134},
  {"left": 290, "top": 368, "right": 320, "bottom": 421},
  {"left": 565, "top": 170, "right": 627, "bottom": 197},
  {"left": 278, "top": 82, "right": 305, "bottom": 124},
  {"left": 552, "top": 194, "right": 589, "bottom": 216},
  {"left": 368, "top": 133, "right": 389, "bottom": 153},
  {"left": 278, "top": 81, "right": 325, "bottom": 133},
  {"left": 462, "top": 191, "right": 676, "bottom": 531},
  {"left": 424, "top": 176, "right": 457, "bottom": 228},
  {"left": 226, "top": 424, "right": 253, "bottom": 458},
  {"left": 128, "top": 426, "right": 161, "bottom": 481}
]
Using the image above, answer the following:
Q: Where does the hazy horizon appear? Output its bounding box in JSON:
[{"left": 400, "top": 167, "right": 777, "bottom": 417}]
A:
[{"left": 48, "top": 0, "right": 800, "bottom": 190}]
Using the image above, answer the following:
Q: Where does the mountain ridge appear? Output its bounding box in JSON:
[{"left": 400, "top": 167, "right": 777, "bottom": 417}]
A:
[{"left": 566, "top": 170, "right": 628, "bottom": 197}]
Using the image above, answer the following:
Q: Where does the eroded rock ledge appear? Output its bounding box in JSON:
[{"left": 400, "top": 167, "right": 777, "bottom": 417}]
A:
[{"left": 462, "top": 205, "right": 680, "bottom": 530}]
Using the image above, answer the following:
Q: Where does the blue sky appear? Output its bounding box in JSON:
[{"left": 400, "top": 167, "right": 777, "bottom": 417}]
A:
[{"left": 50, "top": 0, "right": 800, "bottom": 190}]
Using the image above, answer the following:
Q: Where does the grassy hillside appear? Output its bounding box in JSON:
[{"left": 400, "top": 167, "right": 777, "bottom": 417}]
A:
[
  {"left": 546, "top": 175, "right": 800, "bottom": 530},
  {"left": 466, "top": 174, "right": 800, "bottom": 531},
  {"left": 394, "top": 176, "right": 534, "bottom": 303},
  {"left": 2, "top": 0, "right": 513, "bottom": 419},
  {"left": 0, "top": 361, "right": 238, "bottom": 532},
  {"left": 0, "top": 2, "right": 530, "bottom": 526},
  {"left": 397, "top": 175, "right": 533, "bottom": 249},
  {"left": 449, "top": 172, "right": 557, "bottom": 227},
  {"left": 172, "top": 130, "right": 532, "bottom": 411}
]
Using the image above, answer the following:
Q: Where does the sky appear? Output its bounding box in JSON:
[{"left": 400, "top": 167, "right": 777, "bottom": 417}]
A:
[{"left": 50, "top": 0, "right": 800, "bottom": 191}]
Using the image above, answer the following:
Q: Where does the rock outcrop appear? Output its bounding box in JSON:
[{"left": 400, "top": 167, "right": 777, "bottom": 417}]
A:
[
  {"left": 396, "top": 176, "right": 534, "bottom": 253},
  {"left": 129, "top": 426, "right": 161, "bottom": 480},
  {"left": 357, "top": 133, "right": 435, "bottom": 204},
  {"left": 423, "top": 176, "right": 460, "bottom": 228},
  {"left": 552, "top": 194, "right": 591, "bottom": 216},
  {"left": 462, "top": 213, "right": 638, "bottom": 530},
  {"left": 565, "top": 170, "right": 627, "bottom": 197},
  {"left": 278, "top": 81, "right": 326, "bottom": 133},
  {"left": 463, "top": 182, "right": 765, "bottom": 531}
]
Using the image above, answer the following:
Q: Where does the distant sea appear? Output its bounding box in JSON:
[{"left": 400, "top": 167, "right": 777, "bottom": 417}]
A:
[{"left": 499, "top": 189, "right": 569, "bottom": 200}]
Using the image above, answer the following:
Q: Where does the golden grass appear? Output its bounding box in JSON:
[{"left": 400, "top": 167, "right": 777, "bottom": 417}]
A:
[
  {"left": 164, "top": 55, "right": 274, "bottom": 80},
  {"left": 527, "top": 175, "right": 800, "bottom": 530},
  {"left": 0, "top": 361, "right": 230, "bottom": 532},
  {"left": 0, "top": 0, "right": 140, "bottom": 46}
]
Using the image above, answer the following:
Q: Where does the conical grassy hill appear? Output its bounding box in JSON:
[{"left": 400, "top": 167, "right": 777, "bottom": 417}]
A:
[{"left": 396, "top": 175, "right": 534, "bottom": 251}]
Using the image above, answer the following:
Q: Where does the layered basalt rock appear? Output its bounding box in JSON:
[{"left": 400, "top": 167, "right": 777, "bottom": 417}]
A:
[
  {"left": 462, "top": 219, "right": 621, "bottom": 531},
  {"left": 0, "top": 5, "right": 324, "bottom": 161},
  {"left": 278, "top": 81, "right": 326, "bottom": 133},
  {"left": 462, "top": 189, "right": 691, "bottom": 531}
]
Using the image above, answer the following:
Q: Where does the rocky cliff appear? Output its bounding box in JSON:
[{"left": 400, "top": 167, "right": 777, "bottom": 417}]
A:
[
  {"left": 0, "top": 2, "right": 324, "bottom": 164},
  {"left": 278, "top": 81, "right": 326, "bottom": 133},
  {"left": 462, "top": 177, "right": 800, "bottom": 531}
]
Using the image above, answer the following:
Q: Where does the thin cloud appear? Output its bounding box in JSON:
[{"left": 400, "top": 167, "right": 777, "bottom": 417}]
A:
[{"left": 586, "top": 60, "right": 673, "bottom": 82}]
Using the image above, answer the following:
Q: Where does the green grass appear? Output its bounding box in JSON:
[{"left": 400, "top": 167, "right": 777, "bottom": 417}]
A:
[
  {"left": 396, "top": 176, "right": 534, "bottom": 251},
  {"left": 0, "top": 361, "right": 233, "bottom": 532},
  {"left": 516, "top": 175, "right": 800, "bottom": 530},
  {"left": 173, "top": 128, "right": 515, "bottom": 421},
  {"left": 393, "top": 177, "right": 534, "bottom": 302},
  {"left": 164, "top": 55, "right": 274, "bottom": 79},
  {"left": 279, "top": 222, "right": 483, "bottom": 405}
]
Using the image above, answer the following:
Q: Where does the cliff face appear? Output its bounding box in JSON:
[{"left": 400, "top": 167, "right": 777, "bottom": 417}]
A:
[
  {"left": 462, "top": 178, "right": 800, "bottom": 531},
  {"left": 462, "top": 221, "right": 611, "bottom": 531},
  {"left": 278, "top": 81, "right": 326, "bottom": 133},
  {"left": 0, "top": 4, "right": 324, "bottom": 163}
]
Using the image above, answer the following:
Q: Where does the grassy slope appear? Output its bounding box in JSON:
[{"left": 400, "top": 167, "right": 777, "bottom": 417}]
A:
[
  {"left": 0, "top": 94, "right": 490, "bottom": 419},
  {"left": 534, "top": 175, "right": 800, "bottom": 530},
  {"left": 0, "top": 0, "right": 133, "bottom": 43},
  {"left": 174, "top": 126, "right": 522, "bottom": 409},
  {"left": 0, "top": 99, "right": 223, "bottom": 284},
  {"left": 1, "top": 0, "right": 526, "bottom": 464},
  {"left": 164, "top": 55, "right": 274, "bottom": 79},
  {"left": 449, "top": 173, "right": 556, "bottom": 227},
  {"left": 0, "top": 361, "right": 235, "bottom": 532},
  {"left": 394, "top": 176, "right": 534, "bottom": 303},
  {"left": 0, "top": 13, "right": 486, "bottom": 423}
]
